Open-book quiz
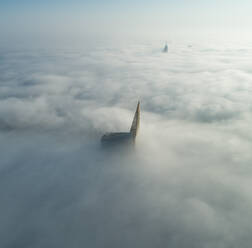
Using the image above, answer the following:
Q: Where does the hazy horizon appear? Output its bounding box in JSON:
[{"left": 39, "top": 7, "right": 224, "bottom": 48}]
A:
[{"left": 1, "top": 0, "right": 252, "bottom": 43}]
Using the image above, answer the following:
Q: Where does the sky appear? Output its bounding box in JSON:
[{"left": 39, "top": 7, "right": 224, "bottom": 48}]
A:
[
  {"left": 1, "top": 1, "right": 252, "bottom": 248},
  {"left": 1, "top": 0, "right": 252, "bottom": 41}
]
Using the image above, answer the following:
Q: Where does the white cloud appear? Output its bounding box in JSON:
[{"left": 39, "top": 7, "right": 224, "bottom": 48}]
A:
[{"left": 0, "top": 36, "right": 252, "bottom": 247}]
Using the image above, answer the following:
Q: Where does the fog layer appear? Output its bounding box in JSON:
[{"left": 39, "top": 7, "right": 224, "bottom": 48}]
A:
[{"left": 1, "top": 38, "right": 252, "bottom": 248}]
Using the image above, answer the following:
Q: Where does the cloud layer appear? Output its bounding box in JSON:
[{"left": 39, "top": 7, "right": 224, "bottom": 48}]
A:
[{"left": 0, "top": 37, "right": 252, "bottom": 248}]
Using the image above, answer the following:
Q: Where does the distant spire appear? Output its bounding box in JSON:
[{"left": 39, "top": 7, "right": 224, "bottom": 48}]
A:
[{"left": 163, "top": 42, "right": 168, "bottom": 53}]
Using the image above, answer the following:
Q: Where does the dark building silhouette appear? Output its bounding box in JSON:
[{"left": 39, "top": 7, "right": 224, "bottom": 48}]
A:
[
  {"left": 101, "top": 102, "right": 140, "bottom": 146},
  {"left": 163, "top": 42, "right": 168, "bottom": 53}
]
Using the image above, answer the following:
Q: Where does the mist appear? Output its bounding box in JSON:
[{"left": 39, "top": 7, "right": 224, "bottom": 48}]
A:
[{"left": 1, "top": 2, "right": 252, "bottom": 245}]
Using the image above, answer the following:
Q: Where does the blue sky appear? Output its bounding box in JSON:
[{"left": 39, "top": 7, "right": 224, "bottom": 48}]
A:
[{"left": 0, "top": 0, "right": 251, "bottom": 40}]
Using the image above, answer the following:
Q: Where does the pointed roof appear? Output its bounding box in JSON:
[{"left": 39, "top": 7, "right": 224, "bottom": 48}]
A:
[{"left": 130, "top": 101, "right": 140, "bottom": 139}]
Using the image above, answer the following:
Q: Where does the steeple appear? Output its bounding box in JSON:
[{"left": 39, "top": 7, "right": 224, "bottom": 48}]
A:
[
  {"left": 130, "top": 101, "right": 140, "bottom": 140},
  {"left": 163, "top": 42, "right": 168, "bottom": 53}
]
